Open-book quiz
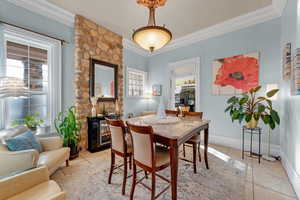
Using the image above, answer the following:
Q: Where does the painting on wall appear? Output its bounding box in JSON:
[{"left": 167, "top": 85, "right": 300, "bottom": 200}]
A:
[
  {"left": 212, "top": 52, "right": 259, "bottom": 95},
  {"left": 152, "top": 84, "right": 162, "bottom": 96},
  {"left": 283, "top": 43, "right": 292, "bottom": 80}
]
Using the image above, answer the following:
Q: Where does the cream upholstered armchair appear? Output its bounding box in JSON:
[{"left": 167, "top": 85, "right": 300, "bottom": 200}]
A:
[
  {"left": 0, "top": 166, "right": 66, "bottom": 200},
  {"left": 0, "top": 126, "right": 70, "bottom": 177}
]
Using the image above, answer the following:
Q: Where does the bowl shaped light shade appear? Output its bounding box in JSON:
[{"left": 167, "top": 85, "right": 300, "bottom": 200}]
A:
[{"left": 133, "top": 26, "right": 172, "bottom": 52}]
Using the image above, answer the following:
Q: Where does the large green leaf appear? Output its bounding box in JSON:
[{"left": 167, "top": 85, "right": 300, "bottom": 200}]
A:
[
  {"left": 261, "top": 115, "right": 271, "bottom": 124},
  {"left": 245, "top": 114, "right": 252, "bottom": 122},
  {"left": 239, "top": 97, "right": 248, "bottom": 105},
  {"left": 266, "top": 89, "right": 279, "bottom": 98},
  {"left": 270, "top": 110, "right": 280, "bottom": 125},
  {"left": 225, "top": 105, "right": 232, "bottom": 113},
  {"left": 238, "top": 113, "right": 245, "bottom": 123},
  {"left": 258, "top": 104, "right": 265, "bottom": 113},
  {"left": 227, "top": 96, "right": 237, "bottom": 104},
  {"left": 253, "top": 86, "right": 262, "bottom": 93},
  {"left": 269, "top": 118, "right": 276, "bottom": 129}
]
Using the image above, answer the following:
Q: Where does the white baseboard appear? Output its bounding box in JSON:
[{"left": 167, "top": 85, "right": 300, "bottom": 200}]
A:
[
  {"left": 209, "top": 134, "right": 281, "bottom": 155},
  {"left": 280, "top": 151, "right": 300, "bottom": 199}
]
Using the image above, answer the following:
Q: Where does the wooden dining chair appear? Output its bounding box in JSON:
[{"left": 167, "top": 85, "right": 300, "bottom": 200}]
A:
[
  {"left": 126, "top": 122, "right": 171, "bottom": 200},
  {"left": 165, "top": 109, "right": 179, "bottom": 117},
  {"left": 106, "top": 119, "right": 132, "bottom": 195},
  {"left": 182, "top": 112, "right": 204, "bottom": 173}
]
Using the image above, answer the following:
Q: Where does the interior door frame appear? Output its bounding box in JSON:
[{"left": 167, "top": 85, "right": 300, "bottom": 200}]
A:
[{"left": 167, "top": 57, "right": 200, "bottom": 112}]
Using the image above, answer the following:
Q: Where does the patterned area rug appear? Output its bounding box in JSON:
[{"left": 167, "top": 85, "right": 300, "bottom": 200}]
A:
[{"left": 52, "top": 147, "right": 249, "bottom": 200}]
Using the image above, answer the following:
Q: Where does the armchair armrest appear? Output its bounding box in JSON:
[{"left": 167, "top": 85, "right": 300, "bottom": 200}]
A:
[
  {"left": 0, "top": 166, "right": 49, "bottom": 200},
  {"left": 38, "top": 136, "right": 63, "bottom": 151},
  {"left": 0, "top": 149, "right": 39, "bottom": 177}
]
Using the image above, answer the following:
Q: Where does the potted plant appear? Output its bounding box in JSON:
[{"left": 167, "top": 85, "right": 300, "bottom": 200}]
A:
[
  {"left": 12, "top": 112, "right": 44, "bottom": 131},
  {"left": 225, "top": 86, "right": 280, "bottom": 129},
  {"left": 55, "top": 106, "right": 81, "bottom": 159}
]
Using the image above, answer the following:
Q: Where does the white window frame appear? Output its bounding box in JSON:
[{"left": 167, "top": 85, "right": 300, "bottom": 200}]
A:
[
  {"left": 126, "top": 67, "right": 148, "bottom": 98},
  {"left": 1, "top": 25, "right": 62, "bottom": 130}
]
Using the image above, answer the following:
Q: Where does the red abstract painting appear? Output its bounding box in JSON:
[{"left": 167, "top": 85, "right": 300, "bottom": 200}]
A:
[{"left": 212, "top": 53, "right": 259, "bottom": 95}]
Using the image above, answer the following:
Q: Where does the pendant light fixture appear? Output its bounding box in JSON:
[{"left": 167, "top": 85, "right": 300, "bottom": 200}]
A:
[{"left": 132, "top": 0, "right": 172, "bottom": 52}]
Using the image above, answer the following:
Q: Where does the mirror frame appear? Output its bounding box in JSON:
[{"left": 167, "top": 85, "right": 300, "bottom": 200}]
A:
[{"left": 89, "top": 58, "right": 118, "bottom": 101}]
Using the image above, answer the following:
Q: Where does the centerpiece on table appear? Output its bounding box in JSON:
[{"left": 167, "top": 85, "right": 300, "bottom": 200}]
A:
[{"left": 225, "top": 86, "right": 280, "bottom": 129}]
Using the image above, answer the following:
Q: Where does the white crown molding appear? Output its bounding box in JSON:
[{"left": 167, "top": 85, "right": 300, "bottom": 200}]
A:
[
  {"left": 122, "top": 39, "right": 149, "bottom": 57},
  {"left": 6, "top": 0, "right": 75, "bottom": 27},
  {"left": 6, "top": 0, "right": 287, "bottom": 57}
]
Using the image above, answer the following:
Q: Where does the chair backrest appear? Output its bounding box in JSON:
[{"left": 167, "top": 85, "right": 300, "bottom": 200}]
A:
[
  {"left": 126, "top": 122, "right": 154, "bottom": 168},
  {"left": 165, "top": 109, "right": 178, "bottom": 117},
  {"left": 184, "top": 112, "right": 203, "bottom": 120},
  {"left": 106, "top": 119, "right": 127, "bottom": 154}
]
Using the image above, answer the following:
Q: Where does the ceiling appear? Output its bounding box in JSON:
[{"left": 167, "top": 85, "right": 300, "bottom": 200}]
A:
[{"left": 47, "top": 0, "right": 272, "bottom": 40}]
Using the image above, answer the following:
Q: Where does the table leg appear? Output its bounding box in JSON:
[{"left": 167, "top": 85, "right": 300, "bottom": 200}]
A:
[
  {"left": 204, "top": 127, "right": 209, "bottom": 170},
  {"left": 170, "top": 143, "right": 178, "bottom": 200},
  {"left": 259, "top": 129, "right": 261, "bottom": 164}
]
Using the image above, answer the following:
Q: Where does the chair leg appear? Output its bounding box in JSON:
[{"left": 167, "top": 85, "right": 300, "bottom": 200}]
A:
[
  {"left": 108, "top": 152, "right": 115, "bottom": 184},
  {"left": 122, "top": 157, "right": 128, "bottom": 195},
  {"left": 151, "top": 172, "right": 156, "bottom": 200},
  {"left": 193, "top": 143, "right": 197, "bottom": 174},
  {"left": 198, "top": 142, "right": 201, "bottom": 162},
  {"left": 183, "top": 144, "right": 186, "bottom": 157},
  {"left": 129, "top": 155, "right": 132, "bottom": 170},
  {"left": 130, "top": 164, "right": 137, "bottom": 200},
  {"left": 66, "top": 160, "right": 69, "bottom": 167}
]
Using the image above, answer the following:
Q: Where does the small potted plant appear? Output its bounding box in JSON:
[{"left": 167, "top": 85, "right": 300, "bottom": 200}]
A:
[
  {"left": 225, "top": 86, "right": 280, "bottom": 129},
  {"left": 12, "top": 112, "right": 44, "bottom": 131},
  {"left": 55, "top": 106, "right": 81, "bottom": 159}
]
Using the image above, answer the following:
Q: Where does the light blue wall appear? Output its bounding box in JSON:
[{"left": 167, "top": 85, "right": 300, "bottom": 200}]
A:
[
  {"left": 148, "top": 19, "right": 282, "bottom": 145},
  {"left": 280, "top": 0, "right": 300, "bottom": 188},
  {"left": 0, "top": 0, "right": 75, "bottom": 110},
  {"left": 123, "top": 49, "right": 149, "bottom": 117}
]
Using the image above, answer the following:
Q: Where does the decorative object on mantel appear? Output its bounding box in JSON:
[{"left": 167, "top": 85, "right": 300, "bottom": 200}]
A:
[
  {"left": 101, "top": 102, "right": 108, "bottom": 116},
  {"left": 132, "top": 0, "right": 172, "bottom": 52},
  {"left": 90, "top": 96, "right": 98, "bottom": 117},
  {"left": 212, "top": 52, "right": 259, "bottom": 95},
  {"left": 156, "top": 96, "right": 166, "bottom": 119},
  {"left": 292, "top": 48, "right": 300, "bottom": 95},
  {"left": 262, "top": 84, "right": 279, "bottom": 162},
  {"left": 55, "top": 106, "right": 82, "bottom": 159},
  {"left": 283, "top": 43, "right": 292, "bottom": 80},
  {"left": 152, "top": 84, "right": 162, "bottom": 96},
  {"left": 225, "top": 86, "right": 280, "bottom": 130},
  {"left": 115, "top": 99, "right": 120, "bottom": 116}
]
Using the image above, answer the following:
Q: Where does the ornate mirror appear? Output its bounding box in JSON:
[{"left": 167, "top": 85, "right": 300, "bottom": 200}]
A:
[{"left": 90, "top": 59, "right": 118, "bottom": 101}]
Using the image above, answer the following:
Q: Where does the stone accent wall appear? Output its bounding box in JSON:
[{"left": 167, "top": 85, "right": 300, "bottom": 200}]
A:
[{"left": 74, "top": 15, "right": 123, "bottom": 149}]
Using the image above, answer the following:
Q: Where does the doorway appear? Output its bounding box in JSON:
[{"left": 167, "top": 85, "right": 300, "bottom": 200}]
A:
[{"left": 168, "top": 58, "right": 200, "bottom": 112}]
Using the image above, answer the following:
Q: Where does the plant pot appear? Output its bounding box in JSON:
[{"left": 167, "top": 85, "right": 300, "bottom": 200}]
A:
[
  {"left": 69, "top": 143, "right": 79, "bottom": 160},
  {"left": 246, "top": 117, "right": 258, "bottom": 129}
]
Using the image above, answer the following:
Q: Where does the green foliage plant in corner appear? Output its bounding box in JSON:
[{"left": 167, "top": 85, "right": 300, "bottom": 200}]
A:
[
  {"left": 225, "top": 86, "right": 280, "bottom": 129},
  {"left": 55, "top": 106, "right": 81, "bottom": 159}
]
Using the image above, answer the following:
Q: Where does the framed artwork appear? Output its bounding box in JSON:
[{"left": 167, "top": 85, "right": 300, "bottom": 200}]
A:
[
  {"left": 212, "top": 52, "right": 259, "bottom": 95},
  {"left": 152, "top": 84, "right": 162, "bottom": 96},
  {"left": 283, "top": 43, "right": 292, "bottom": 80}
]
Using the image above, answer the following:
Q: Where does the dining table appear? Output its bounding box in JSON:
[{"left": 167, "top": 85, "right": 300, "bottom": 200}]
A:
[{"left": 126, "top": 115, "right": 210, "bottom": 200}]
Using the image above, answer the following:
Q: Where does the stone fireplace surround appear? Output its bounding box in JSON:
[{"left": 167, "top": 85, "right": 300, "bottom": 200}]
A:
[{"left": 74, "top": 15, "right": 123, "bottom": 149}]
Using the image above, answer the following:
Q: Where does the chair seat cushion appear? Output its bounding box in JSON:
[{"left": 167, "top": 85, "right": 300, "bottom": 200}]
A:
[
  {"left": 187, "top": 135, "right": 201, "bottom": 143},
  {"left": 38, "top": 148, "right": 69, "bottom": 170},
  {"left": 7, "top": 180, "right": 61, "bottom": 200},
  {"left": 155, "top": 146, "right": 170, "bottom": 167}
]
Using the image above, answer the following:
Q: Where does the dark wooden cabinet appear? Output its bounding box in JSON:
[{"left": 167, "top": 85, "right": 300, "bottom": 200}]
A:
[{"left": 87, "top": 115, "right": 119, "bottom": 153}]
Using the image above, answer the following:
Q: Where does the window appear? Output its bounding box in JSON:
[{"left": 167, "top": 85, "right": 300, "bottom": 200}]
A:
[
  {"left": 127, "top": 68, "right": 146, "bottom": 97},
  {"left": 0, "top": 25, "right": 61, "bottom": 129}
]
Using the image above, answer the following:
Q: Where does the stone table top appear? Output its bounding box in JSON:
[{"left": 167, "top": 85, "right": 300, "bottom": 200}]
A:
[{"left": 126, "top": 115, "right": 210, "bottom": 140}]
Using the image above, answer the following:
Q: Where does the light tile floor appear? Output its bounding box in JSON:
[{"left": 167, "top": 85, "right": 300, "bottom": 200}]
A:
[{"left": 211, "top": 144, "right": 297, "bottom": 200}]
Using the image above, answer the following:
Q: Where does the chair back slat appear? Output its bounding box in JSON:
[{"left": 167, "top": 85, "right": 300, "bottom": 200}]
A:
[
  {"left": 165, "top": 109, "right": 179, "bottom": 117},
  {"left": 126, "top": 123, "right": 154, "bottom": 168},
  {"left": 106, "top": 119, "right": 126, "bottom": 154},
  {"left": 184, "top": 112, "right": 203, "bottom": 120}
]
